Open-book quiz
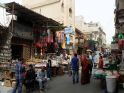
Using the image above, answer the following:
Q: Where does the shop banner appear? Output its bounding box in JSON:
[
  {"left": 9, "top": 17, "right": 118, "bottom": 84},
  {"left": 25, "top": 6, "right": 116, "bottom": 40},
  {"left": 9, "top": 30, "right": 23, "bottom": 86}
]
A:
[
  {"left": 64, "top": 27, "right": 73, "bottom": 34},
  {"left": 66, "top": 34, "right": 70, "bottom": 45}
]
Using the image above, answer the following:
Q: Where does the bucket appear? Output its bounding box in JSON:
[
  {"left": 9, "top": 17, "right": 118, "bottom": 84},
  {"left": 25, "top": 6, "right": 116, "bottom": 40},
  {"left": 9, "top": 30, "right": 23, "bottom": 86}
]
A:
[
  {"left": 106, "top": 76, "right": 117, "bottom": 93},
  {"left": 123, "top": 83, "right": 124, "bottom": 88}
]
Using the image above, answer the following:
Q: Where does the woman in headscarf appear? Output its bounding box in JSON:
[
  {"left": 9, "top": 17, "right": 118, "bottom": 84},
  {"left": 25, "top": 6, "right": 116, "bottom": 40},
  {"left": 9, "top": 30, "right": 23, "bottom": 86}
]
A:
[{"left": 80, "top": 54, "right": 90, "bottom": 85}]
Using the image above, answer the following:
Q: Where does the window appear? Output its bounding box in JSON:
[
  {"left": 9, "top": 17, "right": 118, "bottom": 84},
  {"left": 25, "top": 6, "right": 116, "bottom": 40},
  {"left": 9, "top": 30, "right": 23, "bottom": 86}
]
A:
[
  {"left": 69, "top": 8, "right": 72, "bottom": 17},
  {"left": 61, "top": 2, "right": 64, "bottom": 12}
]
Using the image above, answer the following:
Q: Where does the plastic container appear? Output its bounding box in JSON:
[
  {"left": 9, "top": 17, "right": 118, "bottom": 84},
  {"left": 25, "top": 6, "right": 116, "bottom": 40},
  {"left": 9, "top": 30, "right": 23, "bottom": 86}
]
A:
[
  {"left": 106, "top": 76, "right": 117, "bottom": 93},
  {"left": 123, "top": 83, "right": 124, "bottom": 88}
]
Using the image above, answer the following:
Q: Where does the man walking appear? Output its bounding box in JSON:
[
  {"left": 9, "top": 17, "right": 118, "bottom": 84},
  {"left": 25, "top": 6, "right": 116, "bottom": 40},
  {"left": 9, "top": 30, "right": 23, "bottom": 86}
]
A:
[
  {"left": 71, "top": 53, "right": 79, "bottom": 84},
  {"left": 12, "top": 58, "right": 25, "bottom": 93}
]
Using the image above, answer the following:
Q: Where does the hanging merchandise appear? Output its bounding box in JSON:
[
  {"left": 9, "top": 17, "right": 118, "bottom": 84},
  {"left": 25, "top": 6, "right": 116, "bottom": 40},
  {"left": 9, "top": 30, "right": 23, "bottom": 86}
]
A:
[
  {"left": 47, "top": 29, "right": 50, "bottom": 36},
  {"left": 66, "top": 34, "right": 70, "bottom": 45},
  {"left": 56, "top": 31, "right": 65, "bottom": 43},
  {"left": 122, "top": 35, "right": 124, "bottom": 40},
  {"left": 118, "top": 33, "right": 123, "bottom": 39},
  {"left": 56, "top": 32, "right": 61, "bottom": 42},
  {"left": 54, "top": 42, "right": 58, "bottom": 49},
  {"left": 112, "top": 37, "right": 116, "bottom": 42},
  {"left": 61, "top": 32, "right": 65, "bottom": 42},
  {"left": 35, "top": 42, "right": 41, "bottom": 48},
  {"left": 44, "top": 43, "right": 47, "bottom": 47},
  {"left": 50, "top": 35, "right": 53, "bottom": 43},
  {"left": 118, "top": 39, "right": 123, "bottom": 49}
]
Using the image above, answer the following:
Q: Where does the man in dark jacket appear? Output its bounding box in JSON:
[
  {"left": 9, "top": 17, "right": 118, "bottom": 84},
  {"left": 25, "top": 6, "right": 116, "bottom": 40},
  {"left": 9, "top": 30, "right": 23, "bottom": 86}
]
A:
[
  {"left": 71, "top": 53, "right": 79, "bottom": 84},
  {"left": 25, "top": 64, "right": 36, "bottom": 93}
]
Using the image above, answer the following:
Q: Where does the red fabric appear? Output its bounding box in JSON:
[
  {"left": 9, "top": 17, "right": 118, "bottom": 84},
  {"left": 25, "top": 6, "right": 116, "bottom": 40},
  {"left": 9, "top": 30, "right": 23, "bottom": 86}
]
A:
[
  {"left": 54, "top": 42, "right": 58, "bottom": 49},
  {"left": 80, "top": 55, "right": 89, "bottom": 71},
  {"left": 98, "top": 58, "right": 103, "bottom": 69},
  {"left": 118, "top": 39, "right": 123, "bottom": 49},
  {"left": 80, "top": 55, "right": 90, "bottom": 85},
  {"left": 47, "top": 35, "right": 53, "bottom": 43},
  {"left": 35, "top": 43, "right": 41, "bottom": 48}
]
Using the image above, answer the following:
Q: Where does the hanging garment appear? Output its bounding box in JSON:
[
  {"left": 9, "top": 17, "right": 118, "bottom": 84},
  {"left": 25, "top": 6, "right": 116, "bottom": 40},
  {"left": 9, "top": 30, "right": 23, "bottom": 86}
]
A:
[{"left": 66, "top": 34, "right": 70, "bottom": 45}]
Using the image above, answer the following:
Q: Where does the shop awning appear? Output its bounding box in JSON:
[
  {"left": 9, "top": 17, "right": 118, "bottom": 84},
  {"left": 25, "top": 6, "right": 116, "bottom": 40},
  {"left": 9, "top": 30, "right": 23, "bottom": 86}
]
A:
[
  {"left": 5, "top": 2, "right": 64, "bottom": 29},
  {"left": 75, "top": 28, "right": 84, "bottom": 39}
]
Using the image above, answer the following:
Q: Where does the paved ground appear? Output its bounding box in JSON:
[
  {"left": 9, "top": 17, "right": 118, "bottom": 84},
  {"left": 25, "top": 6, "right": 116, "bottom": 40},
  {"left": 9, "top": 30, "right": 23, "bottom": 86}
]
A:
[
  {"left": 46, "top": 75, "right": 114, "bottom": 93},
  {"left": 0, "top": 74, "right": 124, "bottom": 93}
]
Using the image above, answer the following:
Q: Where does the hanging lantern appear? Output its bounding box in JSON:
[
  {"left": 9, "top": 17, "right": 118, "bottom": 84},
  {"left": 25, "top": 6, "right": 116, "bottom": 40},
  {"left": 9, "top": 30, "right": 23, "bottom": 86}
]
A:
[
  {"left": 118, "top": 33, "right": 123, "bottom": 39},
  {"left": 112, "top": 37, "right": 115, "bottom": 42},
  {"left": 122, "top": 35, "right": 124, "bottom": 40}
]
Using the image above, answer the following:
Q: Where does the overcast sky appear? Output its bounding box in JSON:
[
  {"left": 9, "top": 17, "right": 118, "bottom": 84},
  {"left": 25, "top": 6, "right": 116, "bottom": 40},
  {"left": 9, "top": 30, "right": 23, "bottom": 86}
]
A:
[{"left": 0, "top": 0, "right": 115, "bottom": 44}]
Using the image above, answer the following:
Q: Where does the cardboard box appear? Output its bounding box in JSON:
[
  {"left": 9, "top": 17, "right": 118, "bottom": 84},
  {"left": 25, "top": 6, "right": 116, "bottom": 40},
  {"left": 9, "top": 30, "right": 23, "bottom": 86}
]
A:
[
  {"left": 119, "top": 75, "right": 124, "bottom": 83},
  {"left": 58, "top": 67, "right": 64, "bottom": 75},
  {"left": 4, "top": 79, "right": 11, "bottom": 87},
  {"left": 11, "top": 81, "right": 16, "bottom": 88}
]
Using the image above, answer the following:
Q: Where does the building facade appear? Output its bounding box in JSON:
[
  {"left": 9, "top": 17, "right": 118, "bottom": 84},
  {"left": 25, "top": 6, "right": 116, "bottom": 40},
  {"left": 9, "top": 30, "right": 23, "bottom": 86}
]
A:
[
  {"left": 75, "top": 16, "right": 84, "bottom": 32},
  {"left": 22, "top": 0, "right": 75, "bottom": 54},
  {"left": 0, "top": 2, "right": 64, "bottom": 62},
  {"left": 75, "top": 16, "right": 85, "bottom": 53},
  {"left": 114, "top": 0, "right": 124, "bottom": 51},
  {"left": 75, "top": 16, "right": 106, "bottom": 51},
  {"left": 22, "top": 0, "right": 75, "bottom": 28},
  {"left": 83, "top": 22, "right": 106, "bottom": 51}
]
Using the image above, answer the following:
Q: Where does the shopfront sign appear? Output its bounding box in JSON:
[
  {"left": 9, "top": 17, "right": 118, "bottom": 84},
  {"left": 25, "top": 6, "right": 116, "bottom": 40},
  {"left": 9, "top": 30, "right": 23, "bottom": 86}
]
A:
[{"left": 64, "top": 27, "right": 73, "bottom": 34}]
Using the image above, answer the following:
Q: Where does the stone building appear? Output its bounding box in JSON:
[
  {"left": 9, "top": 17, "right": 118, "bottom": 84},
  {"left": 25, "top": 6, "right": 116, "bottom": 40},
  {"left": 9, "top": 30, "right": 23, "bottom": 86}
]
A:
[
  {"left": 22, "top": 0, "right": 75, "bottom": 53},
  {"left": 75, "top": 16, "right": 106, "bottom": 50}
]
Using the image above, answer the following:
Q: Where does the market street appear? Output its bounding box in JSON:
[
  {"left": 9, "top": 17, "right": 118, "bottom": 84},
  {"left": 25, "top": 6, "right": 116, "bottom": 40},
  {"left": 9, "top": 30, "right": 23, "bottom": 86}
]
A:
[
  {"left": 0, "top": 0, "right": 124, "bottom": 93},
  {"left": 1, "top": 73, "right": 124, "bottom": 93}
]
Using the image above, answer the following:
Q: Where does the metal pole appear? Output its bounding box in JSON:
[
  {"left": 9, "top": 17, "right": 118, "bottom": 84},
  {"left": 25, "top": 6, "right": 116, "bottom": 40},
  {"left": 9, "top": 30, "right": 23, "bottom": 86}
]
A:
[{"left": 11, "top": 3, "right": 14, "bottom": 33}]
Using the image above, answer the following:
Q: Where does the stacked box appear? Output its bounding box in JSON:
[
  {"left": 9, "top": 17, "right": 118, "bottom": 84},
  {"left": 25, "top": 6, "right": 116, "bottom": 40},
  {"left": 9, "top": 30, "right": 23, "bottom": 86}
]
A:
[{"left": 4, "top": 79, "right": 11, "bottom": 87}]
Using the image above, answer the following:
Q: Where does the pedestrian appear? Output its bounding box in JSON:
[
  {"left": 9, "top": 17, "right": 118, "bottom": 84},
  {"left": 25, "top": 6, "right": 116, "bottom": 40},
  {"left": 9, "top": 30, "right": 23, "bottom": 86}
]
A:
[
  {"left": 71, "top": 53, "right": 79, "bottom": 84},
  {"left": 25, "top": 64, "right": 36, "bottom": 93},
  {"left": 80, "top": 54, "right": 90, "bottom": 85},
  {"left": 87, "top": 55, "right": 93, "bottom": 77},
  {"left": 36, "top": 67, "right": 47, "bottom": 91},
  {"left": 47, "top": 59, "right": 52, "bottom": 79},
  {"left": 98, "top": 55, "right": 104, "bottom": 69},
  {"left": 12, "top": 58, "right": 26, "bottom": 93}
]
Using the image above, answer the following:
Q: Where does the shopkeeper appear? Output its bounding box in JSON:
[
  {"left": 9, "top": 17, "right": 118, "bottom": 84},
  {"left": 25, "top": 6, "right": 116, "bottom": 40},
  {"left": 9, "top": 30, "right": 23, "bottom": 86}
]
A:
[{"left": 106, "top": 56, "right": 118, "bottom": 71}]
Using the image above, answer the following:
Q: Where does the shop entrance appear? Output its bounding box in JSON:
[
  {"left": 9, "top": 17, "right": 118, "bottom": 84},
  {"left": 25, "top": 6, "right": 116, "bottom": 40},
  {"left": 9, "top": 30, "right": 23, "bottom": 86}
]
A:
[{"left": 11, "top": 44, "right": 23, "bottom": 59}]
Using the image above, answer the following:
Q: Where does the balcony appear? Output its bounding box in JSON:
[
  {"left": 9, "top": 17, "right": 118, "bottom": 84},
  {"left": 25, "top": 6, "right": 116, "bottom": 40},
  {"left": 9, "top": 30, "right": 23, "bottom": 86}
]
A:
[
  {"left": 118, "top": 0, "right": 124, "bottom": 10},
  {"left": 116, "top": 9, "right": 124, "bottom": 24}
]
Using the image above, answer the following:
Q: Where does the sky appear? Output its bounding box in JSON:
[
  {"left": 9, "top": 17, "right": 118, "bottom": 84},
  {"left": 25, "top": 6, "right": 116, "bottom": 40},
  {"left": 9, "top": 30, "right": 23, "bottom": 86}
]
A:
[
  {"left": 75, "top": 0, "right": 115, "bottom": 44},
  {"left": 0, "top": 0, "right": 115, "bottom": 44}
]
